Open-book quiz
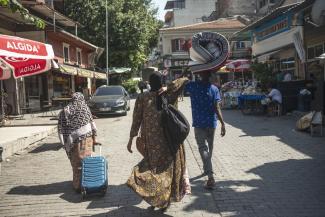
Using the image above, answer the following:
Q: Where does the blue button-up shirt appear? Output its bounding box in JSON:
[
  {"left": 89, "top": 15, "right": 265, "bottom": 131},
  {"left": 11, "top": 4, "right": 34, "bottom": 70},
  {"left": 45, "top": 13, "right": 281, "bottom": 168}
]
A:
[{"left": 185, "top": 81, "right": 221, "bottom": 128}]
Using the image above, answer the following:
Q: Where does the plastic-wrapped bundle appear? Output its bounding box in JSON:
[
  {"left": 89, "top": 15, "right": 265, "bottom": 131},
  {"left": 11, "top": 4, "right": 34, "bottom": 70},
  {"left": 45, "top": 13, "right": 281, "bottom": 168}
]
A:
[{"left": 189, "top": 32, "right": 229, "bottom": 73}]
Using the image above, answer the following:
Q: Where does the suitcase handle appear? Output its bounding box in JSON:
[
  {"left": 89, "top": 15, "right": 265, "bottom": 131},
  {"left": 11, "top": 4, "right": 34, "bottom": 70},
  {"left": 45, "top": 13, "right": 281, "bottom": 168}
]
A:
[{"left": 92, "top": 142, "right": 102, "bottom": 156}]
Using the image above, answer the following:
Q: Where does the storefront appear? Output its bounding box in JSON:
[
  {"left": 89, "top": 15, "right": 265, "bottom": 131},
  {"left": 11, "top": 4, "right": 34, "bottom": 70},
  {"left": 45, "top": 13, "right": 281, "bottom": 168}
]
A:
[
  {"left": 251, "top": 8, "right": 305, "bottom": 79},
  {"left": 24, "top": 73, "right": 48, "bottom": 111},
  {"left": 77, "top": 68, "right": 94, "bottom": 99},
  {"left": 304, "top": 3, "right": 325, "bottom": 114}
]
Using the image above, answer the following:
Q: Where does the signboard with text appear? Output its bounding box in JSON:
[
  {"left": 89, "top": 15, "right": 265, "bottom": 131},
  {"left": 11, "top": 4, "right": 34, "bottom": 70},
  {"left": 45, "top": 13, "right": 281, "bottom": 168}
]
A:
[{"left": 254, "top": 14, "right": 292, "bottom": 42}]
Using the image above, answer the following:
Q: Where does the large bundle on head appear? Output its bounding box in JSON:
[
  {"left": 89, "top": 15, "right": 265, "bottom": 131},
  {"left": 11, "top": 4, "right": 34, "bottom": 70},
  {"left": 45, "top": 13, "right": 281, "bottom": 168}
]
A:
[{"left": 189, "top": 32, "right": 229, "bottom": 73}]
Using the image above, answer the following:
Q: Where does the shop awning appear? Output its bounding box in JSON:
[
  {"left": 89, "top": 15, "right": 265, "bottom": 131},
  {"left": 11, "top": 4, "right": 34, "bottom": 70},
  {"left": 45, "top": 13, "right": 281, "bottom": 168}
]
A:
[
  {"left": 0, "top": 34, "right": 54, "bottom": 80},
  {"left": 59, "top": 64, "right": 78, "bottom": 75},
  {"left": 94, "top": 72, "right": 107, "bottom": 80},
  {"left": 78, "top": 68, "right": 94, "bottom": 78},
  {"left": 108, "top": 67, "right": 131, "bottom": 75}
]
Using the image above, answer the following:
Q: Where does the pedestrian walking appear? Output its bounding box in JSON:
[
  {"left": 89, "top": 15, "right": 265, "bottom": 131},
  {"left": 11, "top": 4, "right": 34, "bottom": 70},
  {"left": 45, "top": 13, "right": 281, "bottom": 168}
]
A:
[
  {"left": 126, "top": 72, "right": 190, "bottom": 212},
  {"left": 58, "top": 92, "right": 97, "bottom": 193},
  {"left": 174, "top": 32, "right": 227, "bottom": 189},
  {"left": 174, "top": 72, "right": 226, "bottom": 189}
]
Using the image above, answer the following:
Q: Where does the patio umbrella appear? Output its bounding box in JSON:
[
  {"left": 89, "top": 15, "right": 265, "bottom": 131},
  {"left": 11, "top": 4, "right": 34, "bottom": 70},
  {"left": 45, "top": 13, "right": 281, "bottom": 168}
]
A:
[
  {"left": 0, "top": 34, "right": 54, "bottom": 80},
  {"left": 0, "top": 34, "right": 54, "bottom": 118}
]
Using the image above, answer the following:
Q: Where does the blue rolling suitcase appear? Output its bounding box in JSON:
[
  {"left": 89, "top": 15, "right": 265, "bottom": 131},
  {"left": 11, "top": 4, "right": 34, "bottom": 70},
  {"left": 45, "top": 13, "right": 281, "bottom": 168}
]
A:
[{"left": 81, "top": 143, "right": 108, "bottom": 199}]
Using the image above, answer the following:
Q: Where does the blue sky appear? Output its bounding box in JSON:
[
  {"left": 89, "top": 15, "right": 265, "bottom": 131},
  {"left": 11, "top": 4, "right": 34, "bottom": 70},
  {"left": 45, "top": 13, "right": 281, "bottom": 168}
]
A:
[{"left": 152, "top": 0, "right": 167, "bottom": 20}]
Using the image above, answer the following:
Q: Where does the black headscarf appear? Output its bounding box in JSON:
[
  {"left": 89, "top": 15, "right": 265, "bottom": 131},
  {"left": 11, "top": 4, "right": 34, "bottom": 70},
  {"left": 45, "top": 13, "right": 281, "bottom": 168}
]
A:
[{"left": 149, "top": 72, "right": 163, "bottom": 110}]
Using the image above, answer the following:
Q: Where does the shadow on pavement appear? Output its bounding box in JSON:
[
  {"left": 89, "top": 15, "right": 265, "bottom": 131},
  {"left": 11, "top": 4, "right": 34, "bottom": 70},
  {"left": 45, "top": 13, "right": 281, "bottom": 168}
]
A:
[
  {"left": 29, "top": 142, "right": 62, "bottom": 153},
  {"left": 183, "top": 110, "right": 325, "bottom": 216},
  {"left": 223, "top": 110, "right": 325, "bottom": 158},
  {"left": 81, "top": 206, "right": 172, "bottom": 217},
  {"left": 7, "top": 181, "right": 73, "bottom": 196},
  {"left": 86, "top": 184, "right": 142, "bottom": 209},
  {"left": 204, "top": 159, "right": 325, "bottom": 217},
  {"left": 182, "top": 179, "right": 219, "bottom": 214}
]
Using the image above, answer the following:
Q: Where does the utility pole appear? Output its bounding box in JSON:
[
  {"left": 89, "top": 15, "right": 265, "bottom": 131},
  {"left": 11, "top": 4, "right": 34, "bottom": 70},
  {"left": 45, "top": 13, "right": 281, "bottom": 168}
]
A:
[{"left": 106, "top": 0, "right": 109, "bottom": 85}]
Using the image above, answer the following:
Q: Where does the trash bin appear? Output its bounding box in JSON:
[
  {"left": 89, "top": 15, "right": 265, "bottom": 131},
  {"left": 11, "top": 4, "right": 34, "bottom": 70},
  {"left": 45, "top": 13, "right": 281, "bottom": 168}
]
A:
[{"left": 297, "top": 93, "right": 312, "bottom": 112}]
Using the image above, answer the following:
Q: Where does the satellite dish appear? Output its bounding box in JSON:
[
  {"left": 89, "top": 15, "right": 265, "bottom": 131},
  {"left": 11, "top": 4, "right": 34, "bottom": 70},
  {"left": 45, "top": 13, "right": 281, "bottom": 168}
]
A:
[{"left": 311, "top": 0, "right": 325, "bottom": 26}]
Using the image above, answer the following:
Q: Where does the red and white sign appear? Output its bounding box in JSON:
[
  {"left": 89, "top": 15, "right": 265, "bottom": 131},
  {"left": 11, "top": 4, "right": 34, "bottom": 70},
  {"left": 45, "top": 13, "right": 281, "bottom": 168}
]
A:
[
  {"left": 0, "top": 34, "right": 54, "bottom": 80},
  {"left": 225, "top": 59, "right": 251, "bottom": 72}
]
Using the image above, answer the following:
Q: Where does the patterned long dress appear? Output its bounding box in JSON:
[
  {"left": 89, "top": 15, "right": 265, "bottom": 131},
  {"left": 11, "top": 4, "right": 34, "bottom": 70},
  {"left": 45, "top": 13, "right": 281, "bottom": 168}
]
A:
[{"left": 127, "top": 78, "right": 188, "bottom": 208}]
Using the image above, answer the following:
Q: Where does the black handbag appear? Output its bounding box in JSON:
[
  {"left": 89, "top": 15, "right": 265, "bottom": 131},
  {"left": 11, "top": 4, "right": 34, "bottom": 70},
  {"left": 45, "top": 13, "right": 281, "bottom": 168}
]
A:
[{"left": 161, "top": 95, "right": 190, "bottom": 154}]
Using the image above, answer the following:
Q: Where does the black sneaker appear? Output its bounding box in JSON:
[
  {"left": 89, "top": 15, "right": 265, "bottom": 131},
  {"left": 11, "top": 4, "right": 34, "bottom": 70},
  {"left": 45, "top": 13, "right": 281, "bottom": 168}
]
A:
[{"left": 205, "top": 177, "right": 216, "bottom": 190}]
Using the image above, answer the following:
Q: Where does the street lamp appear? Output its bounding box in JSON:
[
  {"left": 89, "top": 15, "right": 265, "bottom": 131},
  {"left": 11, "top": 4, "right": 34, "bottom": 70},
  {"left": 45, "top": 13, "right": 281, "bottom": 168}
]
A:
[{"left": 106, "top": 0, "right": 109, "bottom": 86}]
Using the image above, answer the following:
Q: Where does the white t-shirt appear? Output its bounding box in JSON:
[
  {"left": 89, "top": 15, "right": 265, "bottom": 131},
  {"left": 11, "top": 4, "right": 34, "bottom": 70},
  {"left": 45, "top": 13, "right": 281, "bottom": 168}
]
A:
[
  {"left": 283, "top": 73, "right": 292, "bottom": 81},
  {"left": 268, "top": 89, "right": 282, "bottom": 104}
]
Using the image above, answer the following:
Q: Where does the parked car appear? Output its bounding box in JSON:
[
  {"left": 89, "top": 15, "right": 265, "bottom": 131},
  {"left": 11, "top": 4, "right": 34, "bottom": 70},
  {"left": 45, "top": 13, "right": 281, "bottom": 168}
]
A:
[{"left": 88, "top": 85, "right": 130, "bottom": 116}]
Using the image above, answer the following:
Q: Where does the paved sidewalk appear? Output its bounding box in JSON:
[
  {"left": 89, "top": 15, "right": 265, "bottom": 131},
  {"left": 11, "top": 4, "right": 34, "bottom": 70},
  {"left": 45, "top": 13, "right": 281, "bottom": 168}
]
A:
[
  {"left": 0, "top": 100, "right": 219, "bottom": 217},
  {"left": 0, "top": 98, "right": 324, "bottom": 217},
  {"left": 180, "top": 98, "right": 325, "bottom": 217},
  {"left": 0, "top": 111, "right": 59, "bottom": 160}
]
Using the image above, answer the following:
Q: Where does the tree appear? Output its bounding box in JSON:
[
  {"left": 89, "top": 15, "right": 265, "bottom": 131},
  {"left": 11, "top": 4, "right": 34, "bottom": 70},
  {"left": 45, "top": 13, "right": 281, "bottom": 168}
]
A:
[
  {"left": 251, "top": 62, "right": 275, "bottom": 89},
  {"left": 0, "top": 0, "right": 45, "bottom": 29},
  {"left": 65, "top": 0, "right": 161, "bottom": 71}
]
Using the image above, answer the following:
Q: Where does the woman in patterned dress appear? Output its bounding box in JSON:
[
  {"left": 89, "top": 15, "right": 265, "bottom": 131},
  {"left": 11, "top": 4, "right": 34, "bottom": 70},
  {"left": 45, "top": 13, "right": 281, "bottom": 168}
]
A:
[
  {"left": 58, "top": 92, "right": 97, "bottom": 192},
  {"left": 126, "top": 72, "right": 190, "bottom": 211}
]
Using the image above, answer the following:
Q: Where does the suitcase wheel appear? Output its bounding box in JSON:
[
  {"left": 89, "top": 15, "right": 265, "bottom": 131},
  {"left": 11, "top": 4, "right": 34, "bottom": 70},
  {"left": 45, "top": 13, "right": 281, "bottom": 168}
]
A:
[
  {"left": 81, "top": 190, "right": 86, "bottom": 200},
  {"left": 101, "top": 188, "right": 107, "bottom": 197}
]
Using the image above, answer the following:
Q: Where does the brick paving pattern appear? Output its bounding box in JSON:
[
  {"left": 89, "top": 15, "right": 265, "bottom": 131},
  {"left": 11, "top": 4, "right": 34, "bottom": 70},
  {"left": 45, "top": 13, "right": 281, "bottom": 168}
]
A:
[{"left": 0, "top": 97, "right": 324, "bottom": 217}]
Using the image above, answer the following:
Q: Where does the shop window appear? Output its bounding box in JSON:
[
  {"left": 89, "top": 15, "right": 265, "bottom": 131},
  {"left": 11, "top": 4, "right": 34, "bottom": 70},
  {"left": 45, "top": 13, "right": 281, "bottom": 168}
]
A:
[
  {"left": 315, "top": 44, "right": 323, "bottom": 58},
  {"left": 171, "top": 38, "right": 185, "bottom": 52},
  {"left": 63, "top": 43, "right": 70, "bottom": 63},
  {"left": 76, "top": 48, "right": 82, "bottom": 65},
  {"left": 280, "top": 57, "right": 295, "bottom": 71}
]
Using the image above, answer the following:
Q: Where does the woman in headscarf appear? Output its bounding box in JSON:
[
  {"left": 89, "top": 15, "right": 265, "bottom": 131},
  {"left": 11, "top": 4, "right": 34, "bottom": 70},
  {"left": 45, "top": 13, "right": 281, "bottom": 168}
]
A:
[
  {"left": 126, "top": 72, "right": 190, "bottom": 212},
  {"left": 58, "top": 92, "right": 97, "bottom": 192}
]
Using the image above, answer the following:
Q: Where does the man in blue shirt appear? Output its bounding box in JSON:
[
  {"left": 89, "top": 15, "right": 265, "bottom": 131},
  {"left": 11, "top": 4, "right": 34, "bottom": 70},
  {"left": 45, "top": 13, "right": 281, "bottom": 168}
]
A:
[{"left": 184, "top": 70, "right": 226, "bottom": 189}]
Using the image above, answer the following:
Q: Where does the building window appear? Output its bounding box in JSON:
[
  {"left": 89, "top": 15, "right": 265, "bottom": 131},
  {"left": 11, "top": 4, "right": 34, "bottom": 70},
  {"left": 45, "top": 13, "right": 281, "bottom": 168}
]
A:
[
  {"left": 174, "top": 0, "right": 185, "bottom": 9},
  {"left": 171, "top": 38, "right": 185, "bottom": 52},
  {"left": 76, "top": 48, "right": 82, "bottom": 65},
  {"left": 280, "top": 57, "right": 295, "bottom": 71},
  {"left": 269, "top": 0, "right": 276, "bottom": 4},
  {"left": 235, "top": 41, "right": 246, "bottom": 49},
  {"left": 307, "top": 44, "right": 324, "bottom": 60},
  {"left": 63, "top": 43, "right": 70, "bottom": 63}
]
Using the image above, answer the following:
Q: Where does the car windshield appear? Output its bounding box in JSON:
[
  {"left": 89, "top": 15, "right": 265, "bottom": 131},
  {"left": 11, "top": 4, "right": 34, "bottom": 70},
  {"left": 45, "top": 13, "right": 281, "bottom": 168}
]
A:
[{"left": 94, "top": 87, "right": 123, "bottom": 96}]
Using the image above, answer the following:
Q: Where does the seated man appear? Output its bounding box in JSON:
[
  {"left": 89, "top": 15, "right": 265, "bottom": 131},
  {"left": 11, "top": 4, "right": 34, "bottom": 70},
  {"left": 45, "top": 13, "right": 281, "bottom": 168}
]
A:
[{"left": 266, "top": 84, "right": 282, "bottom": 115}]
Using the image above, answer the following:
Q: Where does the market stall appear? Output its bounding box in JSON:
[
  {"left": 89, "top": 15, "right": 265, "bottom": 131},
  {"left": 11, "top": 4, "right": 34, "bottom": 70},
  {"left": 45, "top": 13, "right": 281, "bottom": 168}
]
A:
[{"left": 238, "top": 86, "right": 266, "bottom": 115}]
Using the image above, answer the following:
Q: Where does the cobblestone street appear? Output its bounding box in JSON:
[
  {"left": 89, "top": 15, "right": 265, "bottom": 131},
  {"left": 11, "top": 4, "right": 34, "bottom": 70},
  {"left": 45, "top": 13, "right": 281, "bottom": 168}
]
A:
[{"left": 0, "top": 97, "right": 324, "bottom": 217}]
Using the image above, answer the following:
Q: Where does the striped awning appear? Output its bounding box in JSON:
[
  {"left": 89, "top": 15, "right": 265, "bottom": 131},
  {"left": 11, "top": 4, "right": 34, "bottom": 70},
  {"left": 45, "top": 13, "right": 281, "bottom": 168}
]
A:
[
  {"left": 94, "top": 72, "right": 106, "bottom": 80},
  {"left": 59, "top": 64, "right": 78, "bottom": 75},
  {"left": 78, "top": 68, "right": 93, "bottom": 78}
]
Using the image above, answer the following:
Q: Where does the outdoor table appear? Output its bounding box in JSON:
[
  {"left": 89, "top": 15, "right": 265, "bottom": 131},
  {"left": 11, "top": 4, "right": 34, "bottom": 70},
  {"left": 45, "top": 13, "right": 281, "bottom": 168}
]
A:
[{"left": 238, "top": 94, "right": 266, "bottom": 115}]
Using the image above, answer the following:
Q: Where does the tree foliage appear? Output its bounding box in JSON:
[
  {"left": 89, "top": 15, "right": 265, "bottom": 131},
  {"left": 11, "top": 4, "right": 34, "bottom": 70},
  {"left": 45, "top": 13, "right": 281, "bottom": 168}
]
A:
[
  {"left": 251, "top": 62, "right": 275, "bottom": 87},
  {"left": 65, "top": 0, "right": 162, "bottom": 71},
  {"left": 0, "top": 0, "right": 45, "bottom": 29}
]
